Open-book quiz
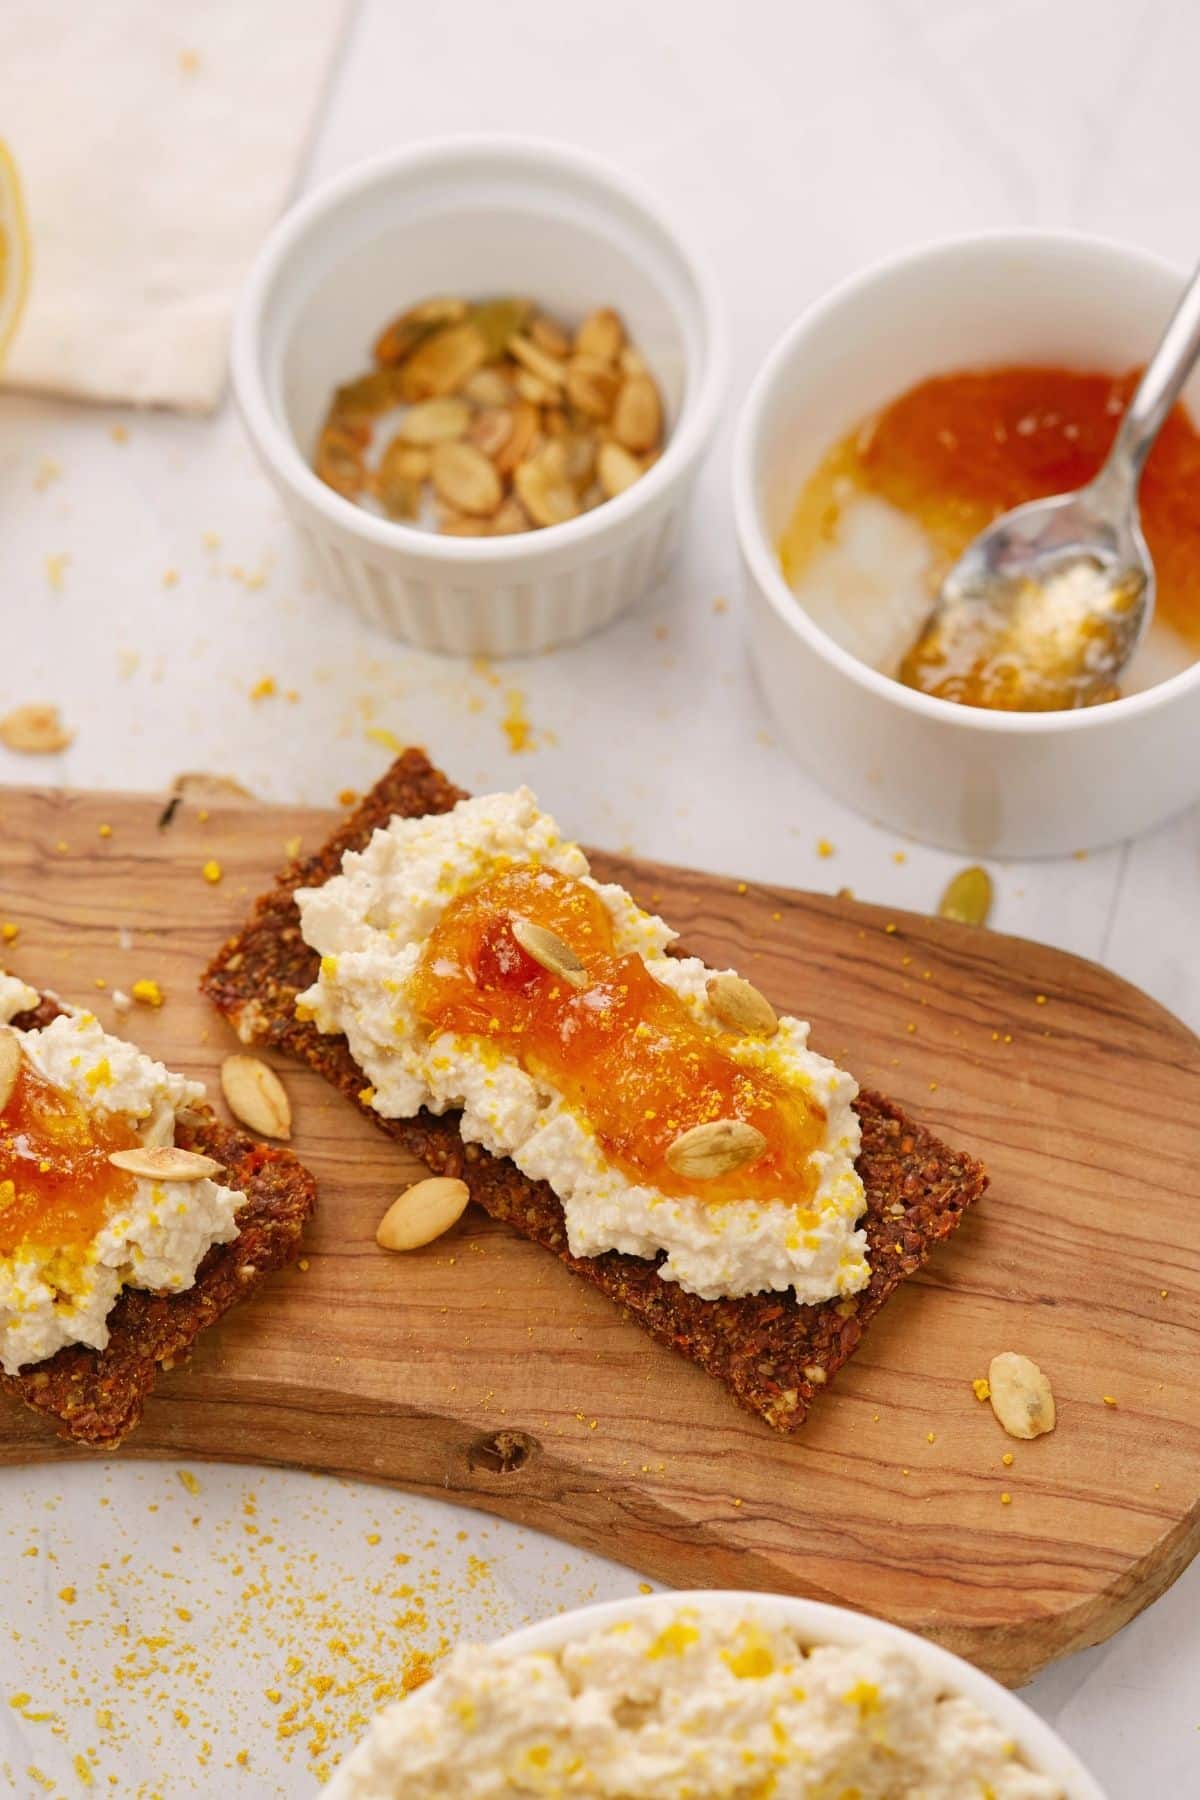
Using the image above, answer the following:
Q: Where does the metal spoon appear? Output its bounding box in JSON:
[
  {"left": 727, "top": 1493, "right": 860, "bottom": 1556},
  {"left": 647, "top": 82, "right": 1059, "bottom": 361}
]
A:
[{"left": 900, "top": 261, "right": 1200, "bottom": 711}]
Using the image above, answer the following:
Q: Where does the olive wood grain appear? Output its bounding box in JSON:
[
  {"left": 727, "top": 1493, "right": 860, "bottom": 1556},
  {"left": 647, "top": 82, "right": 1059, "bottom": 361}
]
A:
[{"left": 0, "top": 782, "right": 1197, "bottom": 1687}]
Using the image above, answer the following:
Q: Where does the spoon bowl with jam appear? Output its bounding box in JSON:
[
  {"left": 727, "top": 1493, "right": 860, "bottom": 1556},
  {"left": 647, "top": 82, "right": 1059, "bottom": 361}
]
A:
[{"left": 902, "top": 260, "right": 1200, "bottom": 711}]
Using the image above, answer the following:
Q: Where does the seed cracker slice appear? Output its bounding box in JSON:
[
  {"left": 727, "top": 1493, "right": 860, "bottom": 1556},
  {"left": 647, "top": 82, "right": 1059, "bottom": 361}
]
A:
[
  {"left": 1, "top": 991, "right": 317, "bottom": 1448},
  {"left": 201, "top": 749, "right": 987, "bottom": 1432}
]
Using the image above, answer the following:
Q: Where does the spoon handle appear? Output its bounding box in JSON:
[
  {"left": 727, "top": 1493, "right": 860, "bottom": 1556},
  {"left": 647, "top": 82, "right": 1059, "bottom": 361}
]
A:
[{"left": 1100, "top": 260, "right": 1200, "bottom": 500}]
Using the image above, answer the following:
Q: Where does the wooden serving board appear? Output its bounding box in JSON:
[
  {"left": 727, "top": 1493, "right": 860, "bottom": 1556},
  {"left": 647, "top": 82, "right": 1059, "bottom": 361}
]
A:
[{"left": 1, "top": 782, "right": 1198, "bottom": 1687}]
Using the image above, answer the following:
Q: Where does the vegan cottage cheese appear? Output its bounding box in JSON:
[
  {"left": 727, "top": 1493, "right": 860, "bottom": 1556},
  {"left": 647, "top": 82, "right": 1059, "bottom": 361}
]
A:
[
  {"left": 0, "top": 975, "right": 243, "bottom": 1374},
  {"left": 323, "top": 1603, "right": 1065, "bottom": 1800},
  {"left": 295, "top": 789, "right": 868, "bottom": 1304}
]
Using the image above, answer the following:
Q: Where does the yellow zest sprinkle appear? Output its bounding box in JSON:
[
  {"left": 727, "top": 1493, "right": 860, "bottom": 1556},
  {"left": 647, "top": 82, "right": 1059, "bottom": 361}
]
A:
[
  {"left": 1002, "top": 1452, "right": 1014, "bottom": 1467},
  {"left": 926, "top": 1431, "right": 935, "bottom": 1444},
  {"left": 736, "top": 881, "right": 748, "bottom": 894},
  {"left": 131, "top": 978, "right": 164, "bottom": 1007},
  {"left": 177, "top": 1470, "right": 200, "bottom": 1496},
  {"left": 647, "top": 1620, "right": 700, "bottom": 1658},
  {"left": 885, "top": 922, "right": 897, "bottom": 934},
  {"left": 163, "top": 568, "right": 180, "bottom": 588},
  {"left": 337, "top": 788, "right": 359, "bottom": 808},
  {"left": 58, "top": 1586, "right": 76, "bottom": 1604},
  {"left": 842, "top": 1679, "right": 882, "bottom": 1717},
  {"left": 1001, "top": 1492, "right": 1012, "bottom": 1505},
  {"left": 816, "top": 839, "right": 834, "bottom": 858},
  {"left": 98, "top": 823, "right": 112, "bottom": 839},
  {"left": 249, "top": 676, "right": 277, "bottom": 701},
  {"left": 1, "top": 922, "right": 18, "bottom": 942},
  {"left": 1035, "top": 993, "right": 1047, "bottom": 1005},
  {"left": 294, "top": 1001, "right": 315, "bottom": 1023},
  {"left": 202, "top": 859, "right": 222, "bottom": 884},
  {"left": 972, "top": 1377, "right": 991, "bottom": 1401},
  {"left": 366, "top": 727, "right": 405, "bottom": 754},
  {"left": 1102, "top": 1394, "right": 1118, "bottom": 1407}
]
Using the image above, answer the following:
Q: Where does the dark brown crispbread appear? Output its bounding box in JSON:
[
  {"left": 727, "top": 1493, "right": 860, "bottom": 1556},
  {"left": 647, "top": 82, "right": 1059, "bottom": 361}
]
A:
[
  {"left": 1, "top": 992, "right": 316, "bottom": 1448},
  {"left": 201, "top": 749, "right": 987, "bottom": 1432}
]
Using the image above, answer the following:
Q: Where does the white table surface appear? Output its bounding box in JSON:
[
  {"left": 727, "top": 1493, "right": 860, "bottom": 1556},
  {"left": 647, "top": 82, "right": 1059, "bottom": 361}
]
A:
[{"left": 2, "top": 2, "right": 1198, "bottom": 1793}]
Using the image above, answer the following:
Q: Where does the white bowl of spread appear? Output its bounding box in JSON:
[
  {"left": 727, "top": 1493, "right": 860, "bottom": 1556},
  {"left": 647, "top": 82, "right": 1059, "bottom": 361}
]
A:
[
  {"left": 733, "top": 231, "right": 1200, "bottom": 856},
  {"left": 322, "top": 1590, "right": 1106, "bottom": 1798},
  {"left": 234, "top": 136, "right": 725, "bottom": 658}
]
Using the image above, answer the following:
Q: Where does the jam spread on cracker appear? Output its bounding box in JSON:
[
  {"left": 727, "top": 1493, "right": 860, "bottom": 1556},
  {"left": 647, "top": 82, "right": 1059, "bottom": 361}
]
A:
[
  {"left": 0, "top": 1059, "right": 138, "bottom": 1255},
  {"left": 409, "top": 866, "right": 826, "bottom": 1204}
]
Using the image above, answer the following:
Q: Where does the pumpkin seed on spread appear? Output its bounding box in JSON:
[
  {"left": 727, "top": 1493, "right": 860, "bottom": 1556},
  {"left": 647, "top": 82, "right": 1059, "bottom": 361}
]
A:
[
  {"left": 938, "top": 864, "right": 993, "bottom": 926},
  {"left": 705, "top": 973, "right": 778, "bottom": 1037},
  {"left": 510, "top": 918, "right": 587, "bottom": 989},
  {"left": 665, "top": 1118, "right": 768, "bottom": 1180},
  {"left": 108, "top": 1146, "right": 223, "bottom": 1182},
  {"left": 0, "top": 1031, "right": 21, "bottom": 1112}
]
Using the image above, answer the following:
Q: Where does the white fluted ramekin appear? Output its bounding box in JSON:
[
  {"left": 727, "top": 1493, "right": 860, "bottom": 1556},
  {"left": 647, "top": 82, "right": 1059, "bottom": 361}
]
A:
[
  {"left": 323, "top": 1591, "right": 1106, "bottom": 1798},
  {"left": 734, "top": 232, "right": 1200, "bottom": 856},
  {"left": 233, "top": 137, "right": 725, "bottom": 657}
]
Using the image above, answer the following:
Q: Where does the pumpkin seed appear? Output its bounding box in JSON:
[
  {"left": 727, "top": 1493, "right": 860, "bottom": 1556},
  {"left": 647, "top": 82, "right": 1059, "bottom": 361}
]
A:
[
  {"left": 612, "top": 372, "right": 663, "bottom": 451},
  {"left": 375, "top": 443, "right": 424, "bottom": 520},
  {"left": 469, "top": 406, "right": 514, "bottom": 460},
  {"left": 464, "top": 366, "right": 517, "bottom": 406},
  {"left": 665, "top": 1118, "right": 767, "bottom": 1180},
  {"left": 575, "top": 307, "right": 624, "bottom": 362},
  {"left": 374, "top": 296, "right": 468, "bottom": 366},
  {"left": 332, "top": 367, "right": 404, "bottom": 418},
  {"left": 108, "top": 1145, "right": 224, "bottom": 1182},
  {"left": 529, "top": 313, "right": 572, "bottom": 358},
  {"left": 431, "top": 442, "right": 503, "bottom": 516},
  {"left": 377, "top": 1177, "right": 470, "bottom": 1251},
  {"left": 490, "top": 496, "right": 531, "bottom": 535},
  {"left": 706, "top": 974, "right": 778, "bottom": 1037},
  {"left": 494, "top": 399, "right": 541, "bottom": 476},
  {"left": 514, "top": 368, "right": 559, "bottom": 407},
  {"left": 510, "top": 334, "right": 567, "bottom": 390},
  {"left": 470, "top": 297, "right": 532, "bottom": 359},
  {"left": 987, "top": 1351, "right": 1056, "bottom": 1439},
  {"left": 220, "top": 1054, "right": 292, "bottom": 1141},
  {"left": 314, "top": 422, "right": 367, "bottom": 499},
  {"left": 510, "top": 917, "right": 587, "bottom": 988},
  {"left": 398, "top": 398, "right": 471, "bottom": 445},
  {"left": 515, "top": 441, "right": 579, "bottom": 528},
  {"left": 597, "top": 441, "right": 642, "bottom": 499},
  {"left": 939, "top": 865, "right": 993, "bottom": 926},
  {"left": 0, "top": 1031, "right": 22, "bottom": 1111},
  {"left": 0, "top": 704, "right": 74, "bottom": 754},
  {"left": 379, "top": 439, "right": 431, "bottom": 483},
  {"left": 565, "top": 354, "right": 618, "bottom": 420},
  {"left": 401, "top": 322, "right": 488, "bottom": 401}
]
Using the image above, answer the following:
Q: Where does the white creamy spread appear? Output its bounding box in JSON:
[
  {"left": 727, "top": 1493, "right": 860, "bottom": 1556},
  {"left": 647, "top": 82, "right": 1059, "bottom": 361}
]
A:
[
  {"left": 0, "top": 979, "right": 243, "bottom": 1375},
  {"left": 323, "top": 1603, "right": 1065, "bottom": 1799},
  {"left": 295, "top": 789, "right": 867, "bottom": 1304}
]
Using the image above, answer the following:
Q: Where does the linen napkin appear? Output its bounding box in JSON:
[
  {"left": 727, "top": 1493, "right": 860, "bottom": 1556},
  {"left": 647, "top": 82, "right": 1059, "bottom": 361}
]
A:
[{"left": 0, "top": 0, "right": 350, "bottom": 412}]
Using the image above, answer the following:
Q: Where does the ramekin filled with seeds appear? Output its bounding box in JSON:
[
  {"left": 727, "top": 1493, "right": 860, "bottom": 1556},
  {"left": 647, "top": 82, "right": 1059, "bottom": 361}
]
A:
[{"left": 234, "top": 138, "right": 725, "bottom": 656}]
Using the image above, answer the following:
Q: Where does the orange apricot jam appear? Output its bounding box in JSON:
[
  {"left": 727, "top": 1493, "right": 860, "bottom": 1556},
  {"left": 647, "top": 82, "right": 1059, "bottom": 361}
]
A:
[
  {"left": 408, "top": 866, "right": 826, "bottom": 1205},
  {"left": 779, "top": 365, "right": 1200, "bottom": 707},
  {"left": 0, "top": 1059, "right": 139, "bottom": 1256}
]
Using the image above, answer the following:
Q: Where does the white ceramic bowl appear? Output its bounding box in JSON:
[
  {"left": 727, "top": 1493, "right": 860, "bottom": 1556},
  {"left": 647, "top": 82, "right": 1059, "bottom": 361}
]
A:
[
  {"left": 323, "top": 1590, "right": 1106, "bottom": 1798},
  {"left": 734, "top": 232, "right": 1200, "bottom": 857},
  {"left": 233, "top": 136, "right": 725, "bottom": 658}
]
